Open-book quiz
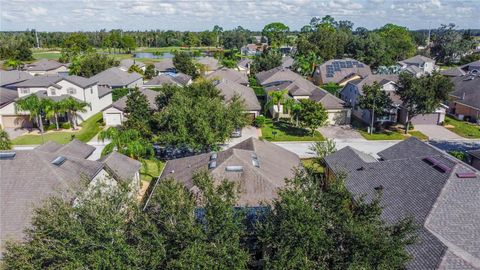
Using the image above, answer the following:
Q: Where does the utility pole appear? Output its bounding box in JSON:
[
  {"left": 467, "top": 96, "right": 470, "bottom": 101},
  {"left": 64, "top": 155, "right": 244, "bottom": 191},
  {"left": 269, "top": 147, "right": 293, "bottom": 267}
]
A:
[{"left": 35, "top": 29, "right": 40, "bottom": 48}]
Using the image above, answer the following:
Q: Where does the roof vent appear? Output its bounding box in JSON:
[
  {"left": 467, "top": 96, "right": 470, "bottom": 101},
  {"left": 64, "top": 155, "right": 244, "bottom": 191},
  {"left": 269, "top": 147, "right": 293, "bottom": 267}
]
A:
[
  {"left": 252, "top": 159, "right": 260, "bottom": 168},
  {"left": 357, "top": 166, "right": 365, "bottom": 171},
  {"left": 225, "top": 165, "right": 243, "bottom": 172},
  {"left": 51, "top": 156, "right": 66, "bottom": 166},
  {"left": 210, "top": 153, "right": 217, "bottom": 161},
  {"left": 374, "top": 185, "right": 384, "bottom": 191},
  {"left": 208, "top": 161, "right": 217, "bottom": 169},
  {"left": 0, "top": 151, "right": 16, "bottom": 159},
  {"left": 456, "top": 172, "right": 477, "bottom": 178}
]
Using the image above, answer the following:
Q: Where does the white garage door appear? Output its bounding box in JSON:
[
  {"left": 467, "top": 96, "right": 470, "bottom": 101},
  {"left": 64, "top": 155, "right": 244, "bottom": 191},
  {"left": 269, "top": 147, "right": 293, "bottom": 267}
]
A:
[
  {"left": 328, "top": 111, "right": 348, "bottom": 125},
  {"left": 105, "top": 113, "right": 122, "bottom": 126}
]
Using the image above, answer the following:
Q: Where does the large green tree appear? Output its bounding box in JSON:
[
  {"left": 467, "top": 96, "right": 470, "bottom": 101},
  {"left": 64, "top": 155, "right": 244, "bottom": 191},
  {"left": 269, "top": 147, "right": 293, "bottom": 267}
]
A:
[
  {"left": 124, "top": 87, "right": 153, "bottom": 136},
  {"left": 69, "top": 52, "right": 119, "bottom": 77},
  {"left": 251, "top": 49, "right": 282, "bottom": 73},
  {"left": 15, "top": 95, "right": 48, "bottom": 133},
  {"left": 262, "top": 22, "right": 290, "bottom": 48},
  {"left": 60, "top": 33, "right": 92, "bottom": 62},
  {"left": 173, "top": 51, "right": 199, "bottom": 78},
  {"left": 358, "top": 82, "right": 393, "bottom": 134},
  {"left": 61, "top": 97, "right": 89, "bottom": 130},
  {"left": 298, "top": 99, "right": 328, "bottom": 135},
  {"left": 431, "top": 23, "right": 474, "bottom": 65},
  {"left": 397, "top": 72, "right": 454, "bottom": 133},
  {"left": 265, "top": 90, "right": 288, "bottom": 121},
  {"left": 377, "top": 24, "right": 416, "bottom": 63},
  {"left": 99, "top": 127, "right": 154, "bottom": 159}
]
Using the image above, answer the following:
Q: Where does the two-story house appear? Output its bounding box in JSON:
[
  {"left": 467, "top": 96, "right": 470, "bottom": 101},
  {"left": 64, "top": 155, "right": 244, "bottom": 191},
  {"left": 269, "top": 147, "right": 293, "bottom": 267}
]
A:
[
  {"left": 397, "top": 55, "right": 437, "bottom": 77},
  {"left": 24, "top": 59, "right": 69, "bottom": 76},
  {"left": 312, "top": 58, "right": 371, "bottom": 86}
]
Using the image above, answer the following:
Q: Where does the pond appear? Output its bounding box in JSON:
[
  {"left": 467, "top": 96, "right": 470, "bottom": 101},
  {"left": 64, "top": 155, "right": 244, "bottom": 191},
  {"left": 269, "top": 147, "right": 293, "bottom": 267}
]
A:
[{"left": 133, "top": 52, "right": 174, "bottom": 59}]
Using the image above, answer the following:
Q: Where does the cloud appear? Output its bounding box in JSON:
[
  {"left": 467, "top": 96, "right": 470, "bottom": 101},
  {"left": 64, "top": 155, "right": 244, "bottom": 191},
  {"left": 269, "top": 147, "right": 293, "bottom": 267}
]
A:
[{"left": 31, "top": 6, "right": 48, "bottom": 16}]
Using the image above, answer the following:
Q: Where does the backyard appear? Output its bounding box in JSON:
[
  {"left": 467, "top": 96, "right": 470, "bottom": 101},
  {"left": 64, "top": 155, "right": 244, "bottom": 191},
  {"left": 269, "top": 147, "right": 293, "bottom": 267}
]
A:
[
  {"left": 260, "top": 119, "right": 324, "bottom": 141},
  {"left": 351, "top": 117, "right": 429, "bottom": 140},
  {"left": 444, "top": 116, "right": 480, "bottom": 139},
  {"left": 12, "top": 112, "right": 104, "bottom": 145},
  {"left": 140, "top": 159, "right": 165, "bottom": 182}
]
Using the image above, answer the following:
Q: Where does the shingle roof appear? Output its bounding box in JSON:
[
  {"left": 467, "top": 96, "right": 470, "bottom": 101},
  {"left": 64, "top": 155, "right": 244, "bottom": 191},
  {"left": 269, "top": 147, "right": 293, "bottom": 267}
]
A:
[
  {"left": 237, "top": 58, "right": 252, "bottom": 69},
  {"left": 207, "top": 68, "right": 249, "bottom": 85},
  {"left": 281, "top": 56, "right": 294, "bottom": 68},
  {"left": 109, "top": 88, "right": 158, "bottom": 112},
  {"left": 214, "top": 79, "right": 261, "bottom": 111},
  {"left": 144, "top": 73, "right": 191, "bottom": 87},
  {"left": 0, "top": 70, "right": 33, "bottom": 87},
  {"left": 440, "top": 67, "right": 467, "bottom": 77},
  {"left": 196, "top": 57, "right": 220, "bottom": 71},
  {"left": 98, "top": 151, "right": 141, "bottom": 182},
  {"left": 98, "top": 86, "right": 112, "bottom": 98},
  {"left": 324, "top": 137, "right": 480, "bottom": 269},
  {"left": 89, "top": 67, "right": 142, "bottom": 87},
  {"left": 315, "top": 58, "right": 372, "bottom": 84},
  {"left": 35, "top": 139, "right": 95, "bottom": 159},
  {"left": 467, "top": 149, "right": 480, "bottom": 159},
  {"left": 0, "top": 87, "right": 18, "bottom": 108},
  {"left": 449, "top": 75, "right": 480, "bottom": 110},
  {"left": 159, "top": 138, "right": 300, "bottom": 206},
  {"left": 13, "top": 75, "right": 96, "bottom": 89},
  {"left": 153, "top": 58, "right": 175, "bottom": 72},
  {"left": 119, "top": 59, "right": 146, "bottom": 69},
  {"left": 399, "top": 55, "right": 436, "bottom": 66},
  {"left": 25, "top": 59, "right": 66, "bottom": 71},
  {"left": 309, "top": 88, "right": 346, "bottom": 110}
]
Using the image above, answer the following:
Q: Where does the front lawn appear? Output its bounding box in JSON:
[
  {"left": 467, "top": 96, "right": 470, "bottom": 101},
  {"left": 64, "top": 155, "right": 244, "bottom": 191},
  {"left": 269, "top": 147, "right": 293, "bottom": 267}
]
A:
[
  {"left": 12, "top": 113, "right": 104, "bottom": 145},
  {"left": 444, "top": 116, "right": 480, "bottom": 139},
  {"left": 352, "top": 116, "right": 428, "bottom": 140},
  {"left": 260, "top": 119, "right": 324, "bottom": 141},
  {"left": 140, "top": 159, "right": 165, "bottom": 182}
]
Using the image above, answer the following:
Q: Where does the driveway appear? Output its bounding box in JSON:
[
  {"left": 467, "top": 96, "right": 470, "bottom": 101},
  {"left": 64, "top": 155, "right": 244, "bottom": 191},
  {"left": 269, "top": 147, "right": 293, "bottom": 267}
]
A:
[
  {"left": 318, "top": 125, "right": 365, "bottom": 140},
  {"left": 3, "top": 128, "right": 28, "bottom": 140},
  {"left": 415, "top": 125, "right": 463, "bottom": 140},
  {"left": 222, "top": 126, "right": 260, "bottom": 149}
]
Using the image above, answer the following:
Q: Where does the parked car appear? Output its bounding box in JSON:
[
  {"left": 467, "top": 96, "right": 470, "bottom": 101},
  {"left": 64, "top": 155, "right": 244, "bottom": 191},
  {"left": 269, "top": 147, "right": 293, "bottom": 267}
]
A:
[{"left": 231, "top": 127, "right": 242, "bottom": 138}]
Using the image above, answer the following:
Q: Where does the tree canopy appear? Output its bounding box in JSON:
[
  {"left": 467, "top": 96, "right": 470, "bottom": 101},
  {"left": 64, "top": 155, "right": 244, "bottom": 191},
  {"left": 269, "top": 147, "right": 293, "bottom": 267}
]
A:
[
  {"left": 69, "top": 52, "right": 119, "bottom": 77},
  {"left": 251, "top": 49, "right": 282, "bottom": 73},
  {"left": 358, "top": 82, "right": 393, "bottom": 133},
  {"left": 262, "top": 22, "right": 290, "bottom": 48},
  {"left": 173, "top": 51, "right": 199, "bottom": 78},
  {"left": 298, "top": 99, "right": 328, "bottom": 135}
]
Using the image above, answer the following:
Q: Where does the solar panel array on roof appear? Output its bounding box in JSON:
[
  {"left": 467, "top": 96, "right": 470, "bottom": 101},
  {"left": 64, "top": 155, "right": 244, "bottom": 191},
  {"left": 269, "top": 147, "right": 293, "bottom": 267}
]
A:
[{"left": 324, "top": 60, "right": 366, "bottom": 78}]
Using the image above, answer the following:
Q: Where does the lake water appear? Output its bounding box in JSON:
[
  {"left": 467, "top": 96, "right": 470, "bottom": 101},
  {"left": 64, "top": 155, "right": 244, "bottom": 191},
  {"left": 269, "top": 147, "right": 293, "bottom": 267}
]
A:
[{"left": 133, "top": 52, "right": 174, "bottom": 59}]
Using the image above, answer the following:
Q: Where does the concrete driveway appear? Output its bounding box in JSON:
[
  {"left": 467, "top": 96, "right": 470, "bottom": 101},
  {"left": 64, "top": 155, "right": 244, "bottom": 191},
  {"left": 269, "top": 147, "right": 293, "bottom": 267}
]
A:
[
  {"left": 318, "top": 125, "right": 365, "bottom": 140},
  {"left": 3, "top": 128, "right": 28, "bottom": 140},
  {"left": 414, "top": 125, "right": 463, "bottom": 140},
  {"left": 223, "top": 126, "right": 260, "bottom": 148}
]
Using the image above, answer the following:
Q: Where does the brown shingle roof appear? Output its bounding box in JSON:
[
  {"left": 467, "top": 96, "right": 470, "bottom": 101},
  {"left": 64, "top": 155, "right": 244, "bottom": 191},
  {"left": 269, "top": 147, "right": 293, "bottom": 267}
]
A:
[
  {"left": 214, "top": 79, "right": 261, "bottom": 111},
  {"left": 315, "top": 58, "right": 371, "bottom": 84},
  {"left": 109, "top": 88, "right": 159, "bottom": 112},
  {"left": 25, "top": 59, "right": 67, "bottom": 72},
  {"left": 207, "top": 68, "right": 248, "bottom": 85},
  {"left": 98, "top": 151, "right": 141, "bottom": 182}
]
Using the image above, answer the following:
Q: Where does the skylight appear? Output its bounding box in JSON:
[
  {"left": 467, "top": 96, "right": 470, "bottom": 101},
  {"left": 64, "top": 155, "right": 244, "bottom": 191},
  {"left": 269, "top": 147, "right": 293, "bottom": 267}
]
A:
[
  {"left": 208, "top": 161, "right": 217, "bottom": 169},
  {"left": 51, "top": 156, "right": 66, "bottom": 166},
  {"left": 225, "top": 166, "right": 243, "bottom": 172},
  {"left": 0, "top": 152, "right": 16, "bottom": 159}
]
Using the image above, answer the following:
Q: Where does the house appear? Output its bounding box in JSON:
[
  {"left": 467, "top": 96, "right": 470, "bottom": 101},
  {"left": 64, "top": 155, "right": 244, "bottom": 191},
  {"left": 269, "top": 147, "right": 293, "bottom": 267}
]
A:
[
  {"left": 151, "top": 137, "right": 301, "bottom": 206},
  {"left": 257, "top": 66, "right": 351, "bottom": 125},
  {"left": 195, "top": 57, "right": 220, "bottom": 74},
  {"left": 213, "top": 79, "right": 261, "bottom": 120},
  {"left": 398, "top": 55, "right": 437, "bottom": 77},
  {"left": 1, "top": 75, "right": 112, "bottom": 128},
  {"left": 206, "top": 68, "right": 249, "bottom": 85},
  {"left": 441, "top": 60, "right": 480, "bottom": 77},
  {"left": 324, "top": 137, "right": 480, "bottom": 269},
  {"left": 143, "top": 73, "right": 192, "bottom": 88},
  {"left": 0, "top": 70, "right": 33, "bottom": 89},
  {"left": 467, "top": 149, "right": 480, "bottom": 170},
  {"left": 341, "top": 75, "right": 446, "bottom": 125},
  {"left": 102, "top": 88, "right": 158, "bottom": 126},
  {"left": 89, "top": 67, "right": 143, "bottom": 89},
  {"left": 24, "top": 59, "right": 69, "bottom": 76},
  {"left": 119, "top": 59, "right": 146, "bottom": 72},
  {"left": 312, "top": 59, "right": 371, "bottom": 86},
  {"left": 237, "top": 58, "right": 252, "bottom": 75},
  {"left": 448, "top": 73, "right": 480, "bottom": 122},
  {"left": 281, "top": 56, "right": 294, "bottom": 69},
  {"left": 0, "top": 139, "right": 141, "bottom": 253},
  {"left": 154, "top": 58, "right": 176, "bottom": 74}
]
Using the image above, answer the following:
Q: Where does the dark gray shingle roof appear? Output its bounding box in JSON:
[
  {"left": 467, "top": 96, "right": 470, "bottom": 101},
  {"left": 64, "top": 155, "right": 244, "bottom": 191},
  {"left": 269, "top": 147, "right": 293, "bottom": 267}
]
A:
[
  {"left": 25, "top": 59, "right": 66, "bottom": 71},
  {"left": 0, "top": 70, "right": 33, "bottom": 87},
  {"left": 98, "top": 151, "right": 141, "bottom": 183},
  {"left": 89, "top": 67, "right": 142, "bottom": 87},
  {"left": 110, "top": 88, "right": 158, "bottom": 112},
  {"left": 449, "top": 75, "right": 480, "bottom": 110},
  {"left": 0, "top": 87, "right": 18, "bottom": 108},
  {"left": 207, "top": 68, "right": 249, "bottom": 85},
  {"left": 214, "top": 79, "right": 261, "bottom": 111}
]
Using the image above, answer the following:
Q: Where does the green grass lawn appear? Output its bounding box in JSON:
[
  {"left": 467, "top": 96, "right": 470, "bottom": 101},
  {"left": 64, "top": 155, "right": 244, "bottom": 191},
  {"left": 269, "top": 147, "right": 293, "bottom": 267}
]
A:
[
  {"left": 444, "top": 116, "right": 480, "bottom": 139},
  {"left": 301, "top": 158, "right": 325, "bottom": 173},
  {"left": 12, "top": 112, "right": 104, "bottom": 145},
  {"left": 352, "top": 116, "right": 428, "bottom": 140},
  {"left": 140, "top": 159, "right": 165, "bottom": 182},
  {"left": 32, "top": 51, "right": 61, "bottom": 60},
  {"left": 260, "top": 119, "right": 324, "bottom": 141}
]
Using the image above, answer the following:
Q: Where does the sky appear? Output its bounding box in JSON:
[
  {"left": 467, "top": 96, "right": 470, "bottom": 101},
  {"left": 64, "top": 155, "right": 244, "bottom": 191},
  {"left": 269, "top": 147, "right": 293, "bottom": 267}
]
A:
[{"left": 1, "top": 0, "right": 479, "bottom": 32}]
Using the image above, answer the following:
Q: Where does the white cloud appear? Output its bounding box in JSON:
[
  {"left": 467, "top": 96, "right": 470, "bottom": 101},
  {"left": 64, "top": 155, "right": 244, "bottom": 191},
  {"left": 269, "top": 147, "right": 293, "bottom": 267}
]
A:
[{"left": 31, "top": 6, "right": 47, "bottom": 16}]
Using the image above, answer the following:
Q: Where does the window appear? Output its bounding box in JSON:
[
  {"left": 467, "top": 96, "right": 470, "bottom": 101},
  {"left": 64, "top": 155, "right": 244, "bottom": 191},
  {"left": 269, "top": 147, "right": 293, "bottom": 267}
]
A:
[
  {"left": 20, "top": 88, "right": 30, "bottom": 94},
  {"left": 50, "top": 88, "right": 56, "bottom": 95},
  {"left": 67, "top": 87, "right": 76, "bottom": 95}
]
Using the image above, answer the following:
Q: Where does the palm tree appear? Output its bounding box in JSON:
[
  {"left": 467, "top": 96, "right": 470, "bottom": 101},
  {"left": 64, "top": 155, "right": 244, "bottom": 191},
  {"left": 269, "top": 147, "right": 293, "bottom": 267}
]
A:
[
  {"left": 62, "top": 97, "right": 89, "bottom": 130},
  {"left": 0, "top": 127, "right": 12, "bottom": 150},
  {"left": 98, "top": 127, "right": 153, "bottom": 160},
  {"left": 265, "top": 89, "right": 288, "bottom": 122},
  {"left": 15, "top": 95, "right": 46, "bottom": 133},
  {"left": 290, "top": 103, "right": 303, "bottom": 127},
  {"left": 44, "top": 100, "right": 67, "bottom": 130}
]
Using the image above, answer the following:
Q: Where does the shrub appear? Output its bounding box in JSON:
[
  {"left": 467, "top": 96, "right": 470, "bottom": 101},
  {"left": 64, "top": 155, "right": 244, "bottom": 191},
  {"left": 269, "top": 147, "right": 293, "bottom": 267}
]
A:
[
  {"left": 255, "top": 115, "right": 266, "bottom": 127},
  {"left": 60, "top": 122, "right": 71, "bottom": 129},
  {"left": 45, "top": 123, "right": 56, "bottom": 131}
]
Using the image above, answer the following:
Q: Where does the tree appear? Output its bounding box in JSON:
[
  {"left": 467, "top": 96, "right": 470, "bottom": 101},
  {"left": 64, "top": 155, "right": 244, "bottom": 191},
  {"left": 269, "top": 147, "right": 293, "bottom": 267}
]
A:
[
  {"left": 397, "top": 72, "right": 454, "bottom": 133},
  {"left": 99, "top": 127, "right": 154, "bottom": 159},
  {"left": 378, "top": 24, "right": 416, "bottom": 62},
  {"left": 298, "top": 99, "right": 327, "bottom": 135},
  {"left": 13, "top": 41, "right": 33, "bottom": 61},
  {"left": 44, "top": 99, "right": 67, "bottom": 130},
  {"left": 144, "top": 64, "right": 157, "bottom": 79},
  {"left": 128, "top": 64, "right": 144, "bottom": 75},
  {"left": 258, "top": 169, "right": 416, "bottom": 269},
  {"left": 173, "top": 51, "right": 198, "bottom": 78},
  {"left": 308, "top": 139, "right": 336, "bottom": 166},
  {"left": 69, "top": 52, "right": 119, "bottom": 77},
  {"left": 15, "top": 95, "right": 47, "bottom": 133},
  {"left": 292, "top": 52, "right": 320, "bottom": 76},
  {"left": 431, "top": 24, "right": 474, "bottom": 65},
  {"left": 0, "top": 127, "right": 12, "bottom": 150},
  {"left": 265, "top": 90, "right": 288, "bottom": 122},
  {"left": 251, "top": 49, "right": 282, "bottom": 73},
  {"left": 124, "top": 87, "right": 153, "bottom": 136},
  {"left": 121, "top": 35, "right": 136, "bottom": 53},
  {"left": 60, "top": 33, "right": 92, "bottom": 62},
  {"left": 3, "top": 59, "right": 22, "bottom": 70},
  {"left": 61, "top": 97, "right": 89, "bottom": 130},
  {"left": 262, "top": 22, "right": 290, "bottom": 48},
  {"left": 357, "top": 82, "right": 393, "bottom": 134}
]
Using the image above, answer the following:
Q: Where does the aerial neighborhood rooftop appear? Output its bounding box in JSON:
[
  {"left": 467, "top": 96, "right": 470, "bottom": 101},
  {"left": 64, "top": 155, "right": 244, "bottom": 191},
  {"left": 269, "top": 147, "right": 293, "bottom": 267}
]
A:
[{"left": 0, "top": 7, "right": 480, "bottom": 269}]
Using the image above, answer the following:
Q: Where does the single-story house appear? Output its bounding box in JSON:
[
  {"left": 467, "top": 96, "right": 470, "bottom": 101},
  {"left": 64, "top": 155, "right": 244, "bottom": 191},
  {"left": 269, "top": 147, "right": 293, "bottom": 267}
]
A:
[
  {"left": 143, "top": 73, "right": 192, "bottom": 88},
  {"left": 0, "top": 70, "right": 33, "bottom": 89},
  {"left": 213, "top": 79, "right": 261, "bottom": 119},
  {"left": 312, "top": 58, "right": 371, "bottom": 86},
  {"left": 341, "top": 75, "right": 446, "bottom": 126},
  {"left": 0, "top": 140, "right": 141, "bottom": 253},
  {"left": 149, "top": 137, "right": 301, "bottom": 206},
  {"left": 324, "top": 137, "right": 480, "bottom": 269},
  {"left": 154, "top": 58, "right": 176, "bottom": 74},
  {"left": 206, "top": 68, "right": 249, "bottom": 85},
  {"left": 448, "top": 74, "right": 480, "bottom": 122},
  {"left": 24, "top": 59, "right": 69, "bottom": 76},
  {"left": 1, "top": 75, "right": 112, "bottom": 128},
  {"left": 257, "top": 66, "right": 351, "bottom": 125},
  {"left": 398, "top": 55, "right": 438, "bottom": 77},
  {"left": 89, "top": 67, "right": 143, "bottom": 89},
  {"left": 119, "top": 59, "right": 146, "bottom": 72},
  {"left": 237, "top": 58, "right": 252, "bottom": 75},
  {"left": 195, "top": 57, "right": 220, "bottom": 74},
  {"left": 102, "top": 88, "right": 158, "bottom": 126}
]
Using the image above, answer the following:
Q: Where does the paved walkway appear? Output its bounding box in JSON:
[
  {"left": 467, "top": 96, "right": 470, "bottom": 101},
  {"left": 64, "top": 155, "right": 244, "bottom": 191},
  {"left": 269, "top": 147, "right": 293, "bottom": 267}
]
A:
[
  {"left": 318, "top": 125, "right": 365, "bottom": 140},
  {"left": 415, "top": 125, "right": 463, "bottom": 140},
  {"left": 4, "top": 128, "right": 28, "bottom": 140}
]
